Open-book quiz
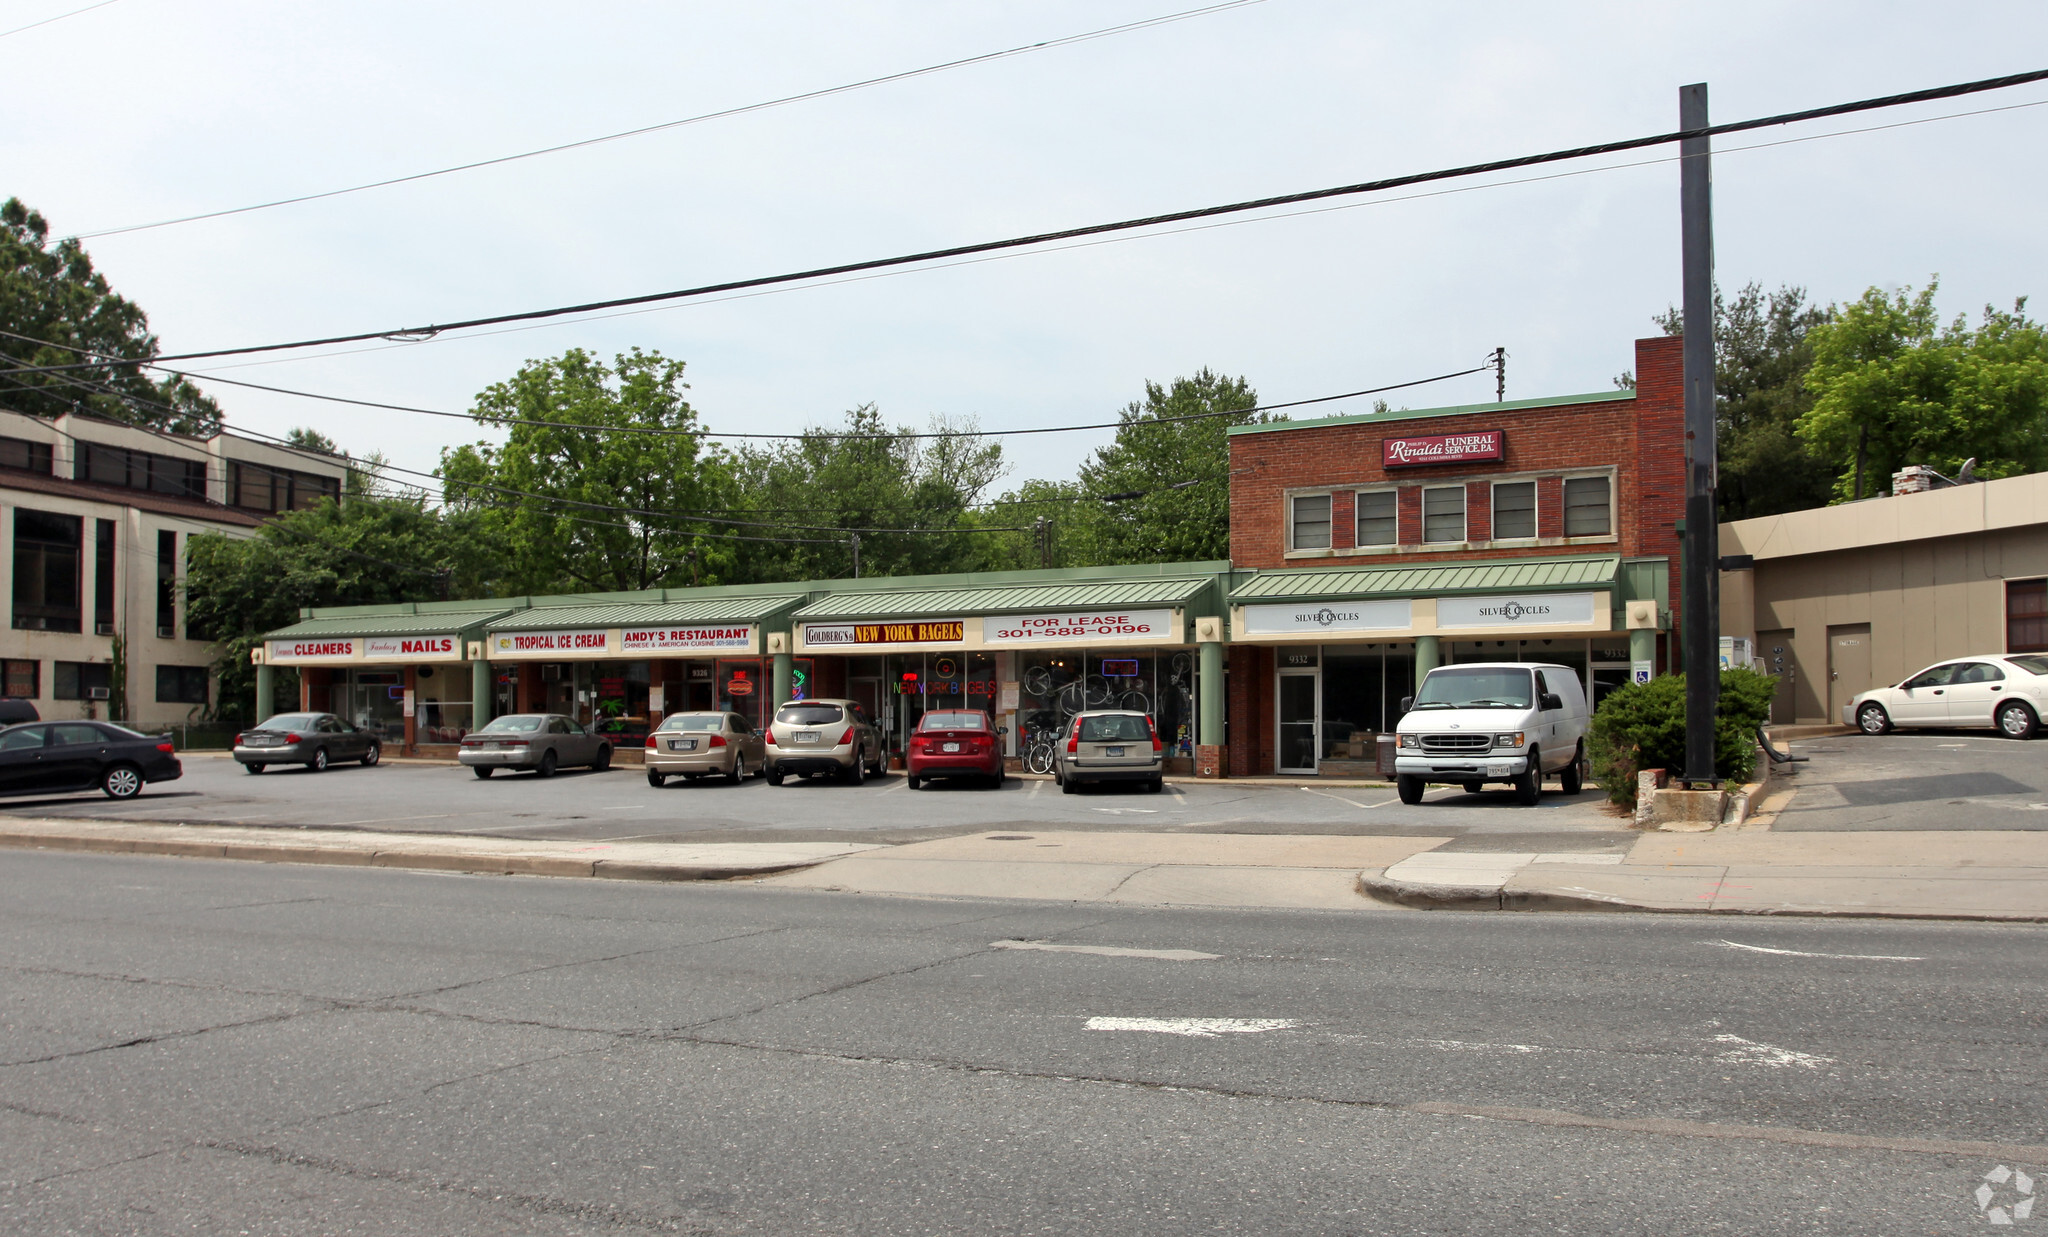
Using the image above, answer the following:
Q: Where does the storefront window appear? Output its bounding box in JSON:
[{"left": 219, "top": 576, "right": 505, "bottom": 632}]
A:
[
  {"left": 341, "top": 670, "right": 404, "bottom": 740},
  {"left": 1318, "top": 644, "right": 1415, "bottom": 761},
  {"left": 414, "top": 664, "right": 474, "bottom": 743},
  {"left": 591, "top": 660, "right": 650, "bottom": 746},
  {"left": 718, "top": 659, "right": 767, "bottom": 729}
]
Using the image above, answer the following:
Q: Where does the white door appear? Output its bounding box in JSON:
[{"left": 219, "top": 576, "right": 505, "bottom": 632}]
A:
[
  {"left": 1276, "top": 670, "right": 1318, "bottom": 773},
  {"left": 1944, "top": 661, "right": 2005, "bottom": 727},
  {"left": 1892, "top": 663, "right": 1957, "bottom": 725}
]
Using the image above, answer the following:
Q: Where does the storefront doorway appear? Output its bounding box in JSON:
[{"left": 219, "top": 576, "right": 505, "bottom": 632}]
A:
[{"left": 1276, "top": 657, "right": 1319, "bottom": 774}]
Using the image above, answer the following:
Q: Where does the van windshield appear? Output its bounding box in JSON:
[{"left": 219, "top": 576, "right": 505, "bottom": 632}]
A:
[{"left": 1411, "top": 667, "right": 1533, "bottom": 710}]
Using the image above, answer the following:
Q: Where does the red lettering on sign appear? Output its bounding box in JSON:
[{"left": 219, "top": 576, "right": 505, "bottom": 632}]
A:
[{"left": 1382, "top": 430, "right": 1505, "bottom": 467}]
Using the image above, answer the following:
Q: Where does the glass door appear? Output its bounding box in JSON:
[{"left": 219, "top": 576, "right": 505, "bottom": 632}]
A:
[{"left": 1276, "top": 669, "right": 1319, "bottom": 773}]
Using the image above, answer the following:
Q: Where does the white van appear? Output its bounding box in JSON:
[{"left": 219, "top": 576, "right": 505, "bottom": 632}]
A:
[{"left": 1391, "top": 662, "right": 1590, "bottom": 806}]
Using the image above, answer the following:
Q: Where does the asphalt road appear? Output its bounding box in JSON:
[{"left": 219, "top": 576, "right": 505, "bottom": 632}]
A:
[
  {"left": 1778, "top": 731, "right": 2048, "bottom": 830},
  {"left": 0, "top": 753, "right": 1630, "bottom": 848},
  {"left": 1, "top": 851, "right": 2041, "bottom": 1234}
]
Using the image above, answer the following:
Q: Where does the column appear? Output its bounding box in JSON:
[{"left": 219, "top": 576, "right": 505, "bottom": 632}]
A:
[
  {"left": 773, "top": 649, "right": 793, "bottom": 706},
  {"left": 471, "top": 657, "right": 493, "bottom": 728},
  {"left": 402, "top": 666, "right": 417, "bottom": 755},
  {"left": 1630, "top": 628, "right": 1657, "bottom": 676},
  {"left": 255, "top": 661, "right": 274, "bottom": 723},
  {"left": 1415, "top": 635, "right": 1441, "bottom": 677},
  {"left": 1196, "top": 637, "right": 1225, "bottom": 779}
]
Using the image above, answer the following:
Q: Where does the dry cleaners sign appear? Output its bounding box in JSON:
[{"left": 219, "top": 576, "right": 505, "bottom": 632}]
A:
[
  {"left": 1239, "top": 598, "right": 1412, "bottom": 635},
  {"left": 1435, "top": 592, "right": 1600, "bottom": 629}
]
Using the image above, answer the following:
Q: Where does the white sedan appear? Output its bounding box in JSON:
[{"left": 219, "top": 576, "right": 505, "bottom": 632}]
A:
[{"left": 1843, "top": 654, "right": 2048, "bottom": 738}]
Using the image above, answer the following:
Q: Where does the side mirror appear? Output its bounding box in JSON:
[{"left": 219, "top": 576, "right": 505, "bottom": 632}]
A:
[
  {"left": 1541, "top": 693, "right": 1564, "bottom": 711},
  {"left": 1399, "top": 696, "right": 1414, "bottom": 713}
]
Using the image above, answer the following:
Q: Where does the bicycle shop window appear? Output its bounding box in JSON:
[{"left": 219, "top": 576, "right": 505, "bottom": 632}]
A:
[
  {"left": 1564, "top": 474, "right": 1613, "bottom": 537},
  {"left": 1354, "top": 489, "right": 1397, "bottom": 547},
  {"left": 1421, "top": 486, "right": 1465, "bottom": 544},
  {"left": 1289, "top": 493, "right": 1332, "bottom": 550},
  {"left": 1491, "top": 480, "right": 1537, "bottom": 540}
]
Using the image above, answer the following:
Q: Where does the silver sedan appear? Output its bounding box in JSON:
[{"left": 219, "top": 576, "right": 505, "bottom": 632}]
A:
[{"left": 458, "top": 713, "right": 612, "bottom": 778}]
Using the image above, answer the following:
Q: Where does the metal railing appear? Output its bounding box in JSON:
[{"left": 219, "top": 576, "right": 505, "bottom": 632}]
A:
[{"left": 109, "top": 720, "right": 239, "bottom": 750}]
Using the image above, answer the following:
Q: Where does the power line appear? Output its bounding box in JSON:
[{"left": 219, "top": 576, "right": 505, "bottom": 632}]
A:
[
  {"left": 11, "top": 66, "right": 2045, "bottom": 375},
  {"left": 65, "top": 0, "right": 1270, "bottom": 241},
  {"left": 0, "top": 0, "right": 121, "bottom": 40}
]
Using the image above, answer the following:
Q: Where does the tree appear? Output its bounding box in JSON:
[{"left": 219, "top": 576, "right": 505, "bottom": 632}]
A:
[
  {"left": 0, "top": 198, "right": 222, "bottom": 434},
  {"left": 1799, "top": 280, "right": 2048, "bottom": 500},
  {"left": 438, "top": 348, "right": 731, "bottom": 594}
]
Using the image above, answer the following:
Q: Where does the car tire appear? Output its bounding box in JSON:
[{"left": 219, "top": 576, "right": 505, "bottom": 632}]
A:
[
  {"left": 244, "top": 762, "right": 264, "bottom": 775},
  {"left": 728, "top": 755, "right": 745, "bottom": 784},
  {"left": 473, "top": 766, "right": 494, "bottom": 779},
  {"left": 537, "top": 750, "right": 558, "bottom": 778},
  {"left": 592, "top": 745, "right": 611, "bottom": 772},
  {"left": 846, "top": 753, "right": 866, "bottom": 786},
  {"left": 1561, "top": 747, "right": 1585, "bottom": 795},
  {"left": 1857, "top": 702, "right": 1892, "bottom": 735},
  {"left": 1514, "top": 752, "right": 1542, "bottom": 806},
  {"left": 767, "top": 767, "right": 784, "bottom": 786},
  {"left": 906, "top": 774, "right": 921, "bottom": 790},
  {"left": 1462, "top": 781, "right": 1483, "bottom": 794},
  {"left": 1396, "top": 774, "right": 1424, "bottom": 805},
  {"left": 993, "top": 765, "right": 1005, "bottom": 788},
  {"left": 1148, "top": 777, "right": 1163, "bottom": 794},
  {"left": 361, "top": 743, "right": 380, "bottom": 767},
  {"left": 1998, "top": 699, "right": 2038, "bottom": 740},
  {"left": 1061, "top": 775, "right": 1079, "bottom": 795},
  {"left": 101, "top": 763, "right": 143, "bottom": 800},
  {"left": 309, "top": 747, "right": 328, "bottom": 773}
]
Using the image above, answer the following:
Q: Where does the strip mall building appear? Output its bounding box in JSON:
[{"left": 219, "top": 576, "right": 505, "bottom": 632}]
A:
[{"left": 255, "top": 335, "right": 1711, "bottom": 773}]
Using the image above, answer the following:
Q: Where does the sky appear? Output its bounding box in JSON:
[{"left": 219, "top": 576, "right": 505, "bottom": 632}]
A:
[{"left": 5, "top": 0, "right": 2046, "bottom": 495}]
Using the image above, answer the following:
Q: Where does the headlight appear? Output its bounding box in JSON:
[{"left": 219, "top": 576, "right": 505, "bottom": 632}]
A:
[
  {"left": 1398, "top": 733, "right": 1419, "bottom": 748},
  {"left": 1495, "top": 732, "right": 1525, "bottom": 748}
]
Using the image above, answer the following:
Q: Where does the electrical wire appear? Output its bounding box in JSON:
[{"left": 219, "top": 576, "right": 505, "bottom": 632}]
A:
[
  {"left": 65, "top": 0, "right": 1271, "bottom": 240},
  {"left": 10, "top": 65, "right": 2045, "bottom": 374},
  {"left": 0, "top": 0, "right": 121, "bottom": 40}
]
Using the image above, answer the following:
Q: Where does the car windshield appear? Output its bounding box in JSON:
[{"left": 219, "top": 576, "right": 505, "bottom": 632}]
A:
[
  {"left": 1410, "top": 667, "right": 1534, "bottom": 709},
  {"left": 256, "top": 714, "right": 322, "bottom": 731},
  {"left": 777, "top": 704, "right": 844, "bottom": 726},
  {"left": 2006, "top": 655, "right": 2048, "bottom": 676},
  {"left": 1079, "top": 714, "right": 1150, "bottom": 743},
  {"left": 658, "top": 714, "right": 725, "bottom": 732},
  {"left": 479, "top": 715, "right": 545, "bottom": 733},
  {"left": 919, "top": 712, "right": 985, "bottom": 732}
]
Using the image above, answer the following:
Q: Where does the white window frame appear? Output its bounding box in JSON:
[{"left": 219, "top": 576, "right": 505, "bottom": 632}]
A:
[
  {"left": 1353, "top": 487, "right": 1399, "bottom": 548},
  {"left": 1285, "top": 489, "right": 1335, "bottom": 555},
  {"left": 1421, "top": 485, "right": 1466, "bottom": 545},
  {"left": 1561, "top": 469, "right": 1617, "bottom": 541},
  {"left": 1489, "top": 479, "right": 1539, "bottom": 543}
]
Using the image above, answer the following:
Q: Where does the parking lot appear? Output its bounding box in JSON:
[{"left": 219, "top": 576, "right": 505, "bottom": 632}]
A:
[
  {"left": 1775, "top": 729, "right": 2048, "bottom": 830},
  {"left": 0, "top": 752, "right": 1631, "bottom": 850}
]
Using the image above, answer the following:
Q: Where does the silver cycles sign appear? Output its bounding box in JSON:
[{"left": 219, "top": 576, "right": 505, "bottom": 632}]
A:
[
  {"left": 1239, "top": 598, "right": 1411, "bottom": 635},
  {"left": 1435, "top": 592, "right": 1600, "bottom": 629}
]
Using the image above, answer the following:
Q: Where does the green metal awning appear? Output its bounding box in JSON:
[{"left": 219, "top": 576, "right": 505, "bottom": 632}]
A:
[
  {"left": 1229, "top": 555, "right": 1621, "bottom": 603},
  {"left": 487, "top": 596, "right": 804, "bottom": 631},
  {"left": 264, "top": 606, "right": 515, "bottom": 641},
  {"left": 795, "top": 577, "right": 1213, "bottom": 621}
]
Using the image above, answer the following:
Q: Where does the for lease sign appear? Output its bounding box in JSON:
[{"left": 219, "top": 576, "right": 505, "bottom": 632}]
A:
[
  {"left": 363, "top": 634, "right": 460, "bottom": 661},
  {"left": 620, "top": 625, "right": 754, "bottom": 652},
  {"left": 1382, "top": 430, "right": 1505, "bottom": 467},
  {"left": 489, "top": 629, "right": 610, "bottom": 656},
  {"left": 983, "top": 609, "right": 1174, "bottom": 645},
  {"left": 267, "top": 638, "right": 356, "bottom": 663}
]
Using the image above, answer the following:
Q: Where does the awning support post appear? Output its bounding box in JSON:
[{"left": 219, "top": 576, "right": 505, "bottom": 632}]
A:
[
  {"left": 1198, "top": 638, "right": 1224, "bottom": 748},
  {"left": 472, "top": 656, "right": 493, "bottom": 729},
  {"left": 255, "top": 661, "right": 274, "bottom": 724},
  {"left": 1415, "top": 635, "right": 1441, "bottom": 678}
]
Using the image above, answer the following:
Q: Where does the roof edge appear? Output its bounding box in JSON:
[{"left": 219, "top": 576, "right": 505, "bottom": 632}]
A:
[{"left": 1227, "top": 389, "right": 1635, "bottom": 438}]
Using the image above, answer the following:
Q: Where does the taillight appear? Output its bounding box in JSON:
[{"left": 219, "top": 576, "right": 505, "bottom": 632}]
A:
[
  {"left": 765, "top": 730, "right": 777, "bottom": 744},
  {"left": 1149, "top": 719, "right": 1163, "bottom": 754},
  {"left": 233, "top": 733, "right": 244, "bottom": 745},
  {"left": 709, "top": 734, "right": 727, "bottom": 748},
  {"left": 1066, "top": 720, "right": 1079, "bottom": 755},
  {"left": 284, "top": 733, "right": 301, "bottom": 744},
  {"left": 646, "top": 734, "right": 658, "bottom": 748},
  {"left": 839, "top": 727, "right": 854, "bottom": 745},
  {"left": 156, "top": 741, "right": 175, "bottom": 753}
]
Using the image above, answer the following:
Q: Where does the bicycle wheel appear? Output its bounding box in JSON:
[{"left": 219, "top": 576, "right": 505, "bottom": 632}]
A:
[
  {"left": 1084, "top": 675, "right": 1113, "bottom": 707},
  {"left": 1022, "top": 665, "right": 1053, "bottom": 697},
  {"left": 1056, "top": 681, "right": 1088, "bottom": 716},
  {"left": 1171, "top": 652, "right": 1193, "bottom": 682},
  {"left": 1025, "top": 742, "right": 1056, "bottom": 775},
  {"left": 1118, "top": 689, "right": 1150, "bottom": 712}
]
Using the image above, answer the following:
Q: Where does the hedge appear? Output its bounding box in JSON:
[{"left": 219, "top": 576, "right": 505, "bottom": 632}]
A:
[{"left": 1585, "top": 667, "right": 1778, "bottom": 808}]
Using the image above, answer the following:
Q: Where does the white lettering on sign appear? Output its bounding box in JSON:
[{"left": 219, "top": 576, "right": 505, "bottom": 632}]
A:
[
  {"left": 267, "top": 638, "right": 357, "bottom": 663},
  {"left": 1239, "top": 599, "right": 1411, "bottom": 636},
  {"left": 363, "top": 634, "right": 460, "bottom": 660},
  {"left": 620, "top": 625, "right": 754, "bottom": 652},
  {"left": 983, "top": 609, "right": 1174, "bottom": 645},
  {"left": 488, "top": 629, "right": 611, "bottom": 655},
  {"left": 1435, "top": 592, "right": 1600, "bottom": 629}
]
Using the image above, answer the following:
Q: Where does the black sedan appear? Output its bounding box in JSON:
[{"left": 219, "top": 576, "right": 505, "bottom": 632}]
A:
[
  {"left": 233, "top": 712, "right": 382, "bottom": 773},
  {"left": 0, "top": 721, "right": 182, "bottom": 800}
]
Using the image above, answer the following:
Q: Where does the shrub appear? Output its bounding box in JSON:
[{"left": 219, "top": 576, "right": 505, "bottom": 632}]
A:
[{"left": 1586, "top": 667, "right": 1779, "bottom": 808}]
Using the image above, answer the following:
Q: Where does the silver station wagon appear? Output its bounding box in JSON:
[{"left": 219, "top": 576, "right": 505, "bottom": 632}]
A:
[{"left": 1056, "top": 709, "right": 1164, "bottom": 794}]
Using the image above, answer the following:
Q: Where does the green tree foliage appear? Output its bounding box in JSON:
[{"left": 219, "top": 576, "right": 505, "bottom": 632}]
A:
[
  {"left": 438, "top": 349, "right": 730, "bottom": 594},
  {"left": 1799, "top": 280, "right": 2048, "bottom": 500},
  {"left": 1585, "top": 667, "right": 1778, "bottom": 807},
  {"left": 186, "top": 497, "right": 497, "bottom": 726},
  {"left": 0, "top": 198, "right": 222, "bottom": 434}
]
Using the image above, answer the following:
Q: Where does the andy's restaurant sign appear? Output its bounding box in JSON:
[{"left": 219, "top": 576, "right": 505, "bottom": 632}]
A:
[{"left": 1382, "top": 430, "right": 1505, "bottom": 468}]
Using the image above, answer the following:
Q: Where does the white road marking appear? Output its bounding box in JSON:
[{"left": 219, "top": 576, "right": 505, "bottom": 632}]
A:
[
  {"left": 1298, "top": 786, "right": 1393, "bottom": 810},
  {"left": 1028, "top": 780, "right": 1044, "bottom": 800},
  {"left": 1711, "top": 1033, "right": 1834, "bottom": 1070},
  {"left": 602, "top": 805, "right": 643, "bottom": 810},
  {"left": 1937, "top": 743, "right": 1971, "bottom": 748},
  {"left": 1089, "top": 807, "right": 1157, "bottom": 814},
  {"left": 331, "top": 813, "right": 456, "bottom": 826},
  {"left": 1709, "top": 939, "right": 1924, "bottom": 962},
  {"left": 1084, "top": 1016, "right": 1297, "bottom": 1037},
  {"left": 1422, "top": 1039, "right": 1543, "bottom": 1054},
  {"left": 993, "top": 940, "right": 1219, "bottom": 961}
]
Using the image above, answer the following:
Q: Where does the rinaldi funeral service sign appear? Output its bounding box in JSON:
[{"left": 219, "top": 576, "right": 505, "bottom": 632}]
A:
[
  {"left": 1238, "top": 599, "right": 1412, "bottom": 636},
  {"left": 983, "top": 609, "right": 1175, "bottom": 645},
  {"left": 488, "top": 629, "right": 611, "bottom": 657},
  {"left": 801, "top": 620, "right": 966, "bottom": 649},
  {"left": 1382, "top": 430, "right": 1505, "bottom": 468},
  {"left": 620, "top": 625, "right": 756, "bottom": 653}
]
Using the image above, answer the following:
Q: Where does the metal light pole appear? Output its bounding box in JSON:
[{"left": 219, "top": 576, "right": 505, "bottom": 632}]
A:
[{"left": 1679, "top": 82, "right": 1721, "bottom": 784}]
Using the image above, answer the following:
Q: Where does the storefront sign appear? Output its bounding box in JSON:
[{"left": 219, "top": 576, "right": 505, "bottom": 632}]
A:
[
  {"left": 1435, "top": 592, "right": 1601, "bottom": 629},
  {"left": 983, "top": 609, "right": 1174, "bottom": 645},
  {"left": 268, "top": 638, "right": 357, "bottom": 663},
  {"left": 620, "top": 625, "right": 754, "bottom": 652},
  {"left": 1238, "top": 599, "right": 1411, "bottom": 636},
  {"left": 1382, "top": 430, "right": 1504, "bottom": 468},
  {"left": 803, "top": 620, "right": 966, "bottom": 647},
  {"left": 362, "top": 634, "right": 461, "bottom": 661},
  {"left": 488, "top": 629, "right": 610, "bottom": 656}
]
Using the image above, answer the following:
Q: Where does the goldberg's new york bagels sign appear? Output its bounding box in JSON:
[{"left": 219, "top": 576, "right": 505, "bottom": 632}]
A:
[{"left": 1382, "top": 430, "right": 1504, "bottom": 468}]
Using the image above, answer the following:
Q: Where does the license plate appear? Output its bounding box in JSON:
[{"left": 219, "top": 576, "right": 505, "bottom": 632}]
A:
[
  {"left": 1106, "top": 746, "right": 1125, "bottom": 758},
  {"left": 671, "top": 739, "right": 695, "bottom": 751},
  {"left": 1488, "top": 761, "right": 1512, "bottom": 777},
  {"left": 249, "top": 735, "right": 281, "bottom": 747},
  {"left": 794, "top": 731, "right": 819, "bottom": 744},
  {"left": 942, "top": 742, "right": 960, "bottom": 753}
]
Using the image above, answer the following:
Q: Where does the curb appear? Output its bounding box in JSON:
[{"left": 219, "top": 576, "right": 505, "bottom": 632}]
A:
[{"left": 1357, "top": 868, "right": 2048, "bottom": 922}]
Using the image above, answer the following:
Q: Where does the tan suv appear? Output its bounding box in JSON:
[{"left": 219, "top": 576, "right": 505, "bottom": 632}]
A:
[
  {"left": 765, "top": 698, "right": 886, "bottom": 786},
  {"left": 1056, "top": 709, "right": 1164, "bottom": 794}
]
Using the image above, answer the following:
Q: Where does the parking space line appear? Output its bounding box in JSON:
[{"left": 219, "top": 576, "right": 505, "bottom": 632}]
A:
[
  {"left": 1298, "top": 787, "right": 1394, "bottom": 811},
  {"left": 331, "top": 813, "right": 456, "bottom": 826}
]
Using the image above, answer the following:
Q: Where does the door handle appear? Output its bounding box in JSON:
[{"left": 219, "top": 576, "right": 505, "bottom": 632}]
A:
[{"left": 1933, "top": 689, "right": 1944, "bottom": 695}]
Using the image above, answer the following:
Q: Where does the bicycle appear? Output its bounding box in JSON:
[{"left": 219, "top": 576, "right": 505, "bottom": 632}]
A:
[{"left": 1022, "top": 725, "right": 1060, "bottom": 775}]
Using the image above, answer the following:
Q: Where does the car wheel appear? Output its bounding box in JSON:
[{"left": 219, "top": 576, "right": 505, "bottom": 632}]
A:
[
  {"left": 647, "top": 771, "right": 666, "bottom": 788},
  {"left": 1148, "top": 777, "right": 1163, "bottom": 794},
  {"left": 592, "top": 745, "right": 611, "bottom": 772},
  {"left": 1561, "top": 747, "right": 1585, "bottom": 795},
  {"left": 993, "top": 765, "right": 1005, "bottom": 788},
  {"left": 474, "top": 766, "right": 494, "bottom": 779},
  {"left": 101, "top": 763, "right": 143, "bottom": 800},
  {"left": 537, "top": 750, "right": 558, "bottom": 778},
  {"left": 1857, "top": 702, "right": 1892, "bottom": 735},
  {"left": 1061, "top": 775, "right": 1079, "bottom": 795},
  {"left": 767, "top": 768, "right": 785, "bottom": 786},
  {"left": 728, "top": 755, "right": 745, "bottom": 784},
  {"left": 1396, "top": 774, "right": 1424, "bottom": 805},
  {"left": 1462, "top": 781, "right": 1483, "bottom": 795},
  {"left": 1998, "top": 699, "right": 2038, "bottom": 740},
  {"left": 1514, "top": 752, "right": 1542, "bottom": 806},
  {"left": 309, "top": 747, "right": 328, "bottom": 773},
  {"left": 906, "top": 774, "right": 921, "bottom": 790},
  {"left": 244, "top": 762, "right": 264, "bottom": 775},
  {"left": 361, "top": 743, "right": 381, "bottom": 767},
  {"left": 845, "top": 751, "right": 866, "bottom": 786}
]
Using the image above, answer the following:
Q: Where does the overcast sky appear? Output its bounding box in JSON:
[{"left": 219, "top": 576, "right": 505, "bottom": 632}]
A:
[{"left": 6, "top": 0, "right": 2046, "bottom": 492}]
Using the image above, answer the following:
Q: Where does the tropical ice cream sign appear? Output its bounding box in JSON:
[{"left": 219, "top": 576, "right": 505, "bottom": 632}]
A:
[
  {"left": 620, "top": 625, "right": 754, "bottom": 652},
  {"left": 363, "top": 635, "right": 460, "bottom": 661},
  {"left": 1382, "top": 429, "right": 1504, "bottom": 467},
  {"left": 983, "top": 609, "right": 1173, "bottom": 644},
  {"left": 489, "top": 629, "right": 610, "bottom": 655},
  {"left": 1436, "top": 592, "right": 1600, "bottom": 629},
  {"left": 267, "top": 638, "right": 356, "bottom": 663},
  {"left": 1239, "top": 598, "right": 1411, "bottom": 635}
]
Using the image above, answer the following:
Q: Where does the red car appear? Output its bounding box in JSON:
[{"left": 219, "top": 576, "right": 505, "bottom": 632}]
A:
[{"left": 905, "top": 710, "right": 1005, "bottom": 790}]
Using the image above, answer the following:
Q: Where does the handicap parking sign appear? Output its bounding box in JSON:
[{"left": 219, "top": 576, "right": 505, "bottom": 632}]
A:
[{"left": 1631, "top": 660, "right": 1654, "bottom": 685}]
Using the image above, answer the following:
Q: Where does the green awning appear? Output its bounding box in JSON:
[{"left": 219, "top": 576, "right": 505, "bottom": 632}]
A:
[
  {"left": 264, "top": 606, "right": 515, "bottom": 641},
  {"left": 1229, "top": 555, "right": 1621, "bottom": 603},
  {"left": 488, "top": 596, "right": 804, "bottom": 631},
  {"left": 795, "top": 577, "right": 1213, "bottom": 621}
]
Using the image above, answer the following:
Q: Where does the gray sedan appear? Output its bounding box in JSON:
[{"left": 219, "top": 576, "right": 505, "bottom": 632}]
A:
[
  {"left": 458, "top": 714, "right": 612, "bottom": 778},
  {"left": 234, "top": 712, "right": 381, "bottom": 773}
]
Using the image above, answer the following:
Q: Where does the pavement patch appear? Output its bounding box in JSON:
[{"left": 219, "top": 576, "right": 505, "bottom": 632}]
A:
[
  {"left": 990, "top": 940, "right": 1219, "bottom": 961},
  {"left": 1083, "top": 1016, "right": 1297, "bottom": 1037}
]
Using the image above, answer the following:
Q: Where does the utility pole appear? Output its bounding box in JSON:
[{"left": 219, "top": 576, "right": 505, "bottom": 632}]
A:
[
  {"left": 1492, "top": 347, "right": 1506, "bottom": 402},
  {"left": 1679, "top": 82, "right": 1721, "bottom": 786},
  {"left": 1033, "top": 516, "right": 1051, "bottom": 569},
  {"left": 850, "top": 532, "right": 861, "bottom": 579}
]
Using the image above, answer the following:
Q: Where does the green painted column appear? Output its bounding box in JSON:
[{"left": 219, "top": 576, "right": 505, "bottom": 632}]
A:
[
  {"left": 1415, "top": 635, "right": 1441, "bottom": 678},
  {"left": 1198, "top": 639, "right": 1224, "bottom": 747},
  {"left": 1630, "top": 627, "right": 1657, "bottom": 675},
  {"left": 254, "top": 661, "right": 274, "bottom": 723},
  {"left": 472, "top": 656, "right": 494, "bottom": 727},
  {"left": 773, "top": 648, "right": 793, "bottom": 705}
]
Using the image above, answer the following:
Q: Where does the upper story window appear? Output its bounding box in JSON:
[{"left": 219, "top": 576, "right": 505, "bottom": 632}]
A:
[
  {"left": 1564, "top": 475, "right": 1613, "bottom": 537},
  {"left": 0, "top": 436, "right": 53, "bottom": 475},
  {"left": 228, "top": 461, "right": 341, "bottom": 514},
  {"left": 1422, "top": 486, "right": 1465, "bottom": 544},
  {"left": 1491, "top": 481, "right": 1537, "bottom": 540},
  {"left": 1289, "top": 494, "right": 1332, "bottom": 550},
  {"left": 1355, "top": 489, "right": 1397, "bottom": 546},
  {"left": 76, "top": 443, "right": 207, "bottom": 500},
  {"left": 12, "top": 508, "right": 81, "bottom": 632}
]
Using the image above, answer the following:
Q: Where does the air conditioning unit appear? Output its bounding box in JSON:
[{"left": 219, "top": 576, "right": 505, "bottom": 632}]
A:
[
  {"left": 94, "top": 622, "right": 116, "bottom": 636},
  {"left": 157, "top": 626, "right": 177, "bottom": 639},
  {"left": 87, "top": 686, "right": 110, "bottom": 700}
]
